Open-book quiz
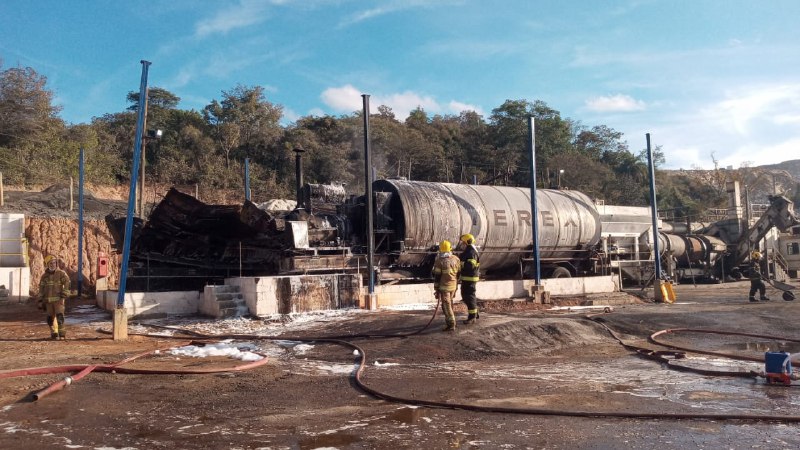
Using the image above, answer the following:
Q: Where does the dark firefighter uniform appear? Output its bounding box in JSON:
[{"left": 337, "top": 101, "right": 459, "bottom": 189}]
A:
[
  {"left": 432, "top": 240, "right": 461, "bottom": 331},
  {"left": 748, "top": 251, "right": 769, "bottom": 302},
  {"left": 459, "top": 233, "right": 480, "bottom": 324},
  {"left": 38, "top": 255, "right": 71, "bottom": 339}
]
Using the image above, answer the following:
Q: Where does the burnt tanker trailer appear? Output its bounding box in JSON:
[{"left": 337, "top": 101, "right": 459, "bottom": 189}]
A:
[{"left": 368, "top": 180, "right": 603, "bottom": 277}]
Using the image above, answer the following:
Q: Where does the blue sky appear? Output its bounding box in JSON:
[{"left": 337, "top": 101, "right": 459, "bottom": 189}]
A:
[{"left": 2, "top": 0, "right": 799, "bottom": 170}]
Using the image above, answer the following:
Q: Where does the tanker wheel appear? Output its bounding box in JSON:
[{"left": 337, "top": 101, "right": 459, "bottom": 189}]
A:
[{"left": 551, "top": 267, "right": 572, "bottom": 278}]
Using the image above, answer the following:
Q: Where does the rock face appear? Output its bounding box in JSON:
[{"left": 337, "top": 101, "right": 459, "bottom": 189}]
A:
[{"left": 26, "top": 217, "right": 119, "bottom": 296}]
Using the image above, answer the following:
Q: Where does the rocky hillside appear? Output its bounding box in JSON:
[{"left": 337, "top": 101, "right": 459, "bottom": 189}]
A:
[{"left": 663, "top": 159, "right": 800, "bottom": 205}]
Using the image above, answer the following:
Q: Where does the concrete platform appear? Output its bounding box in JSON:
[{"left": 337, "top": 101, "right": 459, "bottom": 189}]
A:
[{"left": 95, "top": 274, "right": 620, "bottom": 318}]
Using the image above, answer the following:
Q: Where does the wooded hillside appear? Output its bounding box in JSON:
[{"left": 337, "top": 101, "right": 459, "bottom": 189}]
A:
[{"left": 2, "top": 63, "right": 799, "bottom": 224}]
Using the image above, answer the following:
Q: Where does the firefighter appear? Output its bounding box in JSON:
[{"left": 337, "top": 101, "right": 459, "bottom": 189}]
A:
[
  {"left": 748, "top": 251, "right": 769, "bottom": 302},
  {"left": 458, "top": 233, "right": 481, "bottom": 324},
  {"left": 38, "top": 255, "right": 71, "bottom": 339},
  {"left": 432, "top": 240, "right": 461, "bottom": 331}
]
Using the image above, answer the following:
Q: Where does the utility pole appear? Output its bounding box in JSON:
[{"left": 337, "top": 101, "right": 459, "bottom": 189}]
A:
[{"left": 138, "top": 88, "right": 149, "bottom": 217}]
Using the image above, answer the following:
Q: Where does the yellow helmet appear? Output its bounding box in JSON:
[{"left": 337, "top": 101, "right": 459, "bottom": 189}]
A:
[
  {"left": 43, "top": 255, "right": 56, "bottom": 266},
  {"left": 751, "top": 251, "right": 762, "bottom": 260},
  {"left": 439, "top": 240, "right": 452, "bottom": 253},
  {"left": 460, "top": 233, "right": 475, "bottom": 245}
]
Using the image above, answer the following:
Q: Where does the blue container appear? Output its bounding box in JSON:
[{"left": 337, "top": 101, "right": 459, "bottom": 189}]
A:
[{"left": 765, "top": 352, "right": 792, "bottom": 374}]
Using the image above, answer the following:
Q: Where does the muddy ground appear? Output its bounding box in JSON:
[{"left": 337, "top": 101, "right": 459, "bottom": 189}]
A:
[{"left": 1, "top": 281, "right": 800, "bottom": 449}]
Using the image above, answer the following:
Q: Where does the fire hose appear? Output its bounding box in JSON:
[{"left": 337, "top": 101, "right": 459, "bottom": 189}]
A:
[
  {"left": 122, "top": 308, "right": 800, "bottom": 423},
  {"left": 0, "top": 341, "right": 269, "bottom": 401},
  {"left": 8, "top": 302, "right": 800, "bottom": 422}
]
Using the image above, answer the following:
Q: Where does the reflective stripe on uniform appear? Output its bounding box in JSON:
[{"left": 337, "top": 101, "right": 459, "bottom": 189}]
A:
[{"left": 461, "top": 276, "right": 479, "bottom": 282}]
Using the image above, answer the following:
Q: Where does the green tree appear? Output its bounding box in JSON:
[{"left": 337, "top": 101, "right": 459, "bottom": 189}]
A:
[
  {"left": 203, "top": 85, "right": 283, "bottom": 170},
  {"left": 0, "top": 65, "right": 67, "bottom": 185},
  {"left": 487, "top": 99, "right": 574, "bottom": 186}
]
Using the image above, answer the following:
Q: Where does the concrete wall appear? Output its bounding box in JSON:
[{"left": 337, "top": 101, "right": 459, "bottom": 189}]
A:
[
  {"left": 92, "top": 274, "right": 617, "bottom": 317},
  {"left": 541, "top": 275, "right": 619, "bottom": 296},
  {"left": 373, "top": 276, "right": 618, "bottom": 307},
  {"left": 227, "top": 274, "right": 361, "bottom": 317},
  {"left": 96, "top": 290, "right": 200, "bottom": 318},
  {"left": 0, "top": 267, "right": 30, "bottom": 299}
]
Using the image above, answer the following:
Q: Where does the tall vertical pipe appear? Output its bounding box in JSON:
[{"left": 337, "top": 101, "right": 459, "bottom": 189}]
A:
[
  {"left": 527, "top": 117, "right": 541, "bottom": 284},
  {"left": 138, "top": 88, "right": 149, "bottom": 217},
  {"left": 646, "top": 133, "right": 662, "bottom": 280},
  {"left": 294, "top": 147, "right": 305, "bottom": 208},
  {"left": 117, "top": 60, "right": 151, "bottom": 308},
  {"left": 362, "top": 94, "right": 375, "bottom": 294},
  {"left": 77, "top": 147, "right": 84, "bottom": 297},
  {"left": 244, "top": 158, "right": 251, "bottom": 202}
]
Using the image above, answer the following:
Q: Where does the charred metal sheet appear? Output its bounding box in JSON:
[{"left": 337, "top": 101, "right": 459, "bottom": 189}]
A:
[
  {"left": 302, "top": 183, "right": 347, "bottom": 214},
  {"left": 106, "top": 188, "right": 291, "bottom": 282}
]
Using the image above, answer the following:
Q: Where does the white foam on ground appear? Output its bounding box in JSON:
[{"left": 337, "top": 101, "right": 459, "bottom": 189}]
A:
[{"left": 167, "top": 340, "right": 264, "bottom": 361}]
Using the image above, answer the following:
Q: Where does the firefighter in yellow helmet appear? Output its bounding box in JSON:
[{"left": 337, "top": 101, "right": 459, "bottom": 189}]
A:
[
  {"left": 748, "top": 251, "right": 769, "bottom": 302},
  {"left": 458, "top": 233, "right": 481, "bottom": 324},
  {"left": 38, "top": 255, "right": 71, "bottom": 339},
  {"left": 431, "top": 240, "right": 461, "bottom": 331}
]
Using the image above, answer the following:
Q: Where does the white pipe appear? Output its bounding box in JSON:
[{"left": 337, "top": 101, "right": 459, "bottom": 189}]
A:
[{"left": 782, "top": 353, "right": 799, "bottom": 372}]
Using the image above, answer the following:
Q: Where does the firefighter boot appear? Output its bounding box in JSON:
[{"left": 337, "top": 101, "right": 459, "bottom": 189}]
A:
[
  {"left": 749, "top": 296, "right": 759, "bottom": 302},
  {"left": 463, "top": 312, "right": 476, "bottom": 325},
  {"left": 47, "top": 315, "right": 58, "bottom": 339},
  {"left": 442, "top": 321, "right": 456, "bottom": 332},
  {"left": 760, "top": 295, "right": 771, "bottom": 301},
  {"left": 56, "top": 314, "right": 65, "bottom": 339}
]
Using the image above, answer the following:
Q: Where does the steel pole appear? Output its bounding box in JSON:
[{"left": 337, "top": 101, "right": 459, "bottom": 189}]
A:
[
  {"left": 646, "top": 133, "right": 662, "bottom": 280},
  {"left": 117, "top": 60, "right": 151, "bottom": 308},
  {"left": 138, "top": 89, "right": 149, "bottom": 217},
  {"left": 77, "top": 147, "right": 84, "bottom": 297},
  {"left": 362, "top": 94, "right": 375, "bottom": 294},
  {"left": 528, "top": 117, "right": 541, "bottom": 284},
  {"left": 244, "top": 158, "right": 250, "bottom": 202}
]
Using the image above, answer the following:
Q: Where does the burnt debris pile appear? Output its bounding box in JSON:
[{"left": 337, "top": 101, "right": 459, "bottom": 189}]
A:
[{"left": 105, "top": 187, "right": 349, "bottom": 291}]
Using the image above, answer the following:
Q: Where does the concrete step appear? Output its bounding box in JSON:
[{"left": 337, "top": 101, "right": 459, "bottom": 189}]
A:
[
  {"left": 214, "top": 292, "right": 243, "bottom": 301},
  {"left": 208, "top": 285, "right": 241, "bottom": 294},
  {"left": 219, "top": 305, "right": 249, "bottom": 319},
  {"left": 217, "top": 297, "right": 245, "bottom": 308}
]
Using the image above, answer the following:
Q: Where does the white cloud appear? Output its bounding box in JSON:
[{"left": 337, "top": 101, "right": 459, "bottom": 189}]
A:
[
  {"left": 703, "top": 84, "right": 800, "bottom": 135},
  {"left": 195, "top": 0, "right": 273, "bottom": 38},
  {"left": 585, "top": 94, "right": 646, "bottom": 112},
  {"left": 380, "top": 91, "right": 439, "bottom": 117},
  {"left": 448, "top": 100, "right": 484, "bottom": 116},
  {"left": 320, "top": 84, "right": 482, "bottom": 119},
  {"left": 623, "top": 83, "right": 800, "bottom": 170},
  {"left": 338, "top": 0, "right": 462, "bottom": 28},
  {"left": 282, "top": 107, "right": 300, "bottom": 123},
  {"left": 307, "top": 107, "right": 325, "bottom": 117},
  {"left": 169, "top": 67, "right": 196, "bottom": 89},
  {"left": 320, "top": 84, "right": 364, "bottom": 112}
]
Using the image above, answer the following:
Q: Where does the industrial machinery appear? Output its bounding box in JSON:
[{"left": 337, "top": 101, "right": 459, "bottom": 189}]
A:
[{"left": 106, "top": 178, "right": 798, "bottom": 291}]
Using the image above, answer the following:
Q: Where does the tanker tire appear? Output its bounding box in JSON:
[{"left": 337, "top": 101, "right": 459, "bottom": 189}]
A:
[{"left": 551, "top": 267, "right": 571, "bottom": 279}]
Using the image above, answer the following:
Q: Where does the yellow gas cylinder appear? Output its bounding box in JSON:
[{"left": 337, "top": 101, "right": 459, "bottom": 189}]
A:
[{"left": 656, "top": 279, "right": 676, "bottom": 303}]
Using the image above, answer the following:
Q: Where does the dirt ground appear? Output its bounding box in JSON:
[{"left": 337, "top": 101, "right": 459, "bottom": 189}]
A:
[{"left": 1, "top": 280, "right": 800, "bottom": 449}]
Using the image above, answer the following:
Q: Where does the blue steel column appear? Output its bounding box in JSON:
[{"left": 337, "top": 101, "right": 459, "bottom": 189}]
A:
[
  {"left": 77, "top": 147, "right": 84, "bottom": 296},
  {"left": 362, "top": 94, "right": 375, "bottom": 294},
  {"left": 117, "top": 60, "right": 150, "bottom": 308},
  {"left": 244, "top": 158, "right": 251, "bottom": 201},
  {"left": 646, "top": 133, "right": 662, "bottom": 280},
  {"left": 527, "top": 117, "right": 541, "bottom": 284}
]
